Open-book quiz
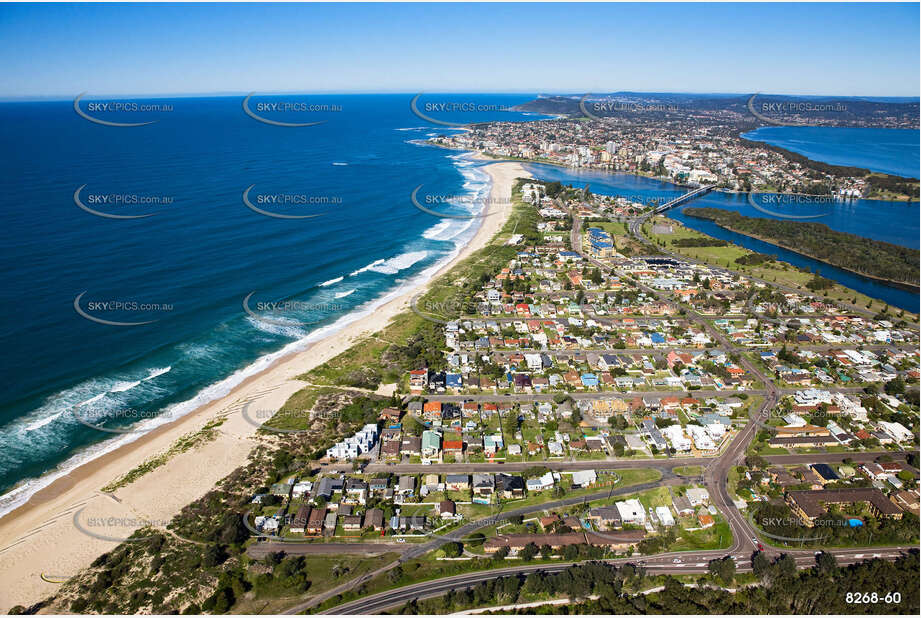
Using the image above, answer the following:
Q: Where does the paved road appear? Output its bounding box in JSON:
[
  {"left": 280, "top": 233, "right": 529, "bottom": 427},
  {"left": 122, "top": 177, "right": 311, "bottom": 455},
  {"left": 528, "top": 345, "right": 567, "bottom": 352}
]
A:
[
  {"left": 418, "top": 385, "right": 866, "bottom": 404},
  {"left": 630, "top": 212, "right": 919, "bottom": 325},
  {"left": 361, "top": 450, "right": 915, "bottom": 475},
  {"left": 324, "top": 545, "right": 915, "bottom": 614},
  {"left": 280, "top": 209, "right": 917, "bottom": 615},
  {"left": 280, "top": 474, "right": 676, "bottom": 615}
]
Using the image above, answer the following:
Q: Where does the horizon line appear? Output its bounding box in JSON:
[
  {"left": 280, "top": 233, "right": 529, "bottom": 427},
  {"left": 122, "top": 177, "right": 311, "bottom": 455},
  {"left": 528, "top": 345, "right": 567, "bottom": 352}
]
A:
[{"left": 2, "top": 90, "right": 920, "bottom": 103}]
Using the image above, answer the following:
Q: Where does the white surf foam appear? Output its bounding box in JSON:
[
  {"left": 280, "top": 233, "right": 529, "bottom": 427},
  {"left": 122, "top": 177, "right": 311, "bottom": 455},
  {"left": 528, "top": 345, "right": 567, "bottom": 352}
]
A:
[
  {"left": 422, "top": 220, "right": 453, "bottom": 240},
  {"left": 319, "top": 276, "right": 344, "bottom": 287},
  {"left": 334, "top": 289, "right": 356, "bottom": 299},
  {"left": 0, "top": 145, "right": 495, "bottom": 523},
  {"left": 109, "top": 380, "right": 141, "bottom": 393},
  {"left": 144, "top": 366, "right": 171, "bottom": 381},
  {"left": 23, "top": 409, "right": 67, "bottom": 432},
  {"left": 78, "top": 393, "right": 106, "bottom": 406}
]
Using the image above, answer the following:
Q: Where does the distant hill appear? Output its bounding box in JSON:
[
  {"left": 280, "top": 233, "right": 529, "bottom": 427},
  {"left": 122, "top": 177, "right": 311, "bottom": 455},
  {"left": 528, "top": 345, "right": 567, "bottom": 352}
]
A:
[{"left": 512, "top": 92, "right": 919, "bottom": 128}]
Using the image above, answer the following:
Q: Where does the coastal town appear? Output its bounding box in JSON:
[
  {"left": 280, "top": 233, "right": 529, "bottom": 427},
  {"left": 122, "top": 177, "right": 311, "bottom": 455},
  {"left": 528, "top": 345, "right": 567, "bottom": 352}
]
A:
[
  {"left": 239, "top": 177, "right": 918, "bottom": 598},
  {"left": 431, "top": 110, "right": 920, "bottom": 201},
  {"left": 11, "top": 167, "right": 917, "bottom": 617},
  {"left": 2, "top": 3, "right": 918, "bottom": 617}
]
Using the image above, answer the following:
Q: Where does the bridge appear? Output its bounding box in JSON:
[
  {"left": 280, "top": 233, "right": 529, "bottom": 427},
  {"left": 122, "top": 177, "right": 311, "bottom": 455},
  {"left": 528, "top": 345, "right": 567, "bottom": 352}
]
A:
[{"left": 652, "top": 184, "right": 717, "bottom": 214}]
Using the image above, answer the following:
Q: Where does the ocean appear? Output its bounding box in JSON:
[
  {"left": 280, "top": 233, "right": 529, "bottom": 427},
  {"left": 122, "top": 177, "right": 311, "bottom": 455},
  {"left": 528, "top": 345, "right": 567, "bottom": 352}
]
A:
[
  {"left": 1, "top": 96, "right": 917, "bottom": 517},
  {"left": 0, "top": 94, "right": 544, "bottom": 516}
]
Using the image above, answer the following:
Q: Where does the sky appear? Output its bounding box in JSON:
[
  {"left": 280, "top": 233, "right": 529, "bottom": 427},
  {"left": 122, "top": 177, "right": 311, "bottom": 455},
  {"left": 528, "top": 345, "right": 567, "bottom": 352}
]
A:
[{"left": 0, "top": 2, "right": 919, "bottom": 98}]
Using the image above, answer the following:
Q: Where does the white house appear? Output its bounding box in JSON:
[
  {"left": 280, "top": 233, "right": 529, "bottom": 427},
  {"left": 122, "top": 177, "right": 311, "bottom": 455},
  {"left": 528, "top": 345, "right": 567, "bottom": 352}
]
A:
[
  {"left": 616, "top": 498, "right": 646, "bottom": 525},
  {"left": 326, "top": 424, "right": 379, "bottom": 460},
  {"left": 655, "top": 506, "right": 676, "bottom": 527},
  {"left": 571, "top": 469, "right": 597, "bottom": 488},
  {"left": 686, "top": 487, "right": 710, "bottom": 506},
  {"left": 525, "top": 353, "right": 543, "bottom": 371},
  {"left": 661, "top": 424, "right": 691, "bottom": 452},
  {"left": 878, "top": 421, "right": 913, "bottom": 443},
  {"left": 526, "top": 471, "right": 555, "bottom": 492}
]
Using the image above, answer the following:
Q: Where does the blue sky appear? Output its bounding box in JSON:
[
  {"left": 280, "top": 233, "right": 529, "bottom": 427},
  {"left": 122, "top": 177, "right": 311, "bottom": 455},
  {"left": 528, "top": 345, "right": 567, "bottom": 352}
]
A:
[{"left": 1, "top": 2, "right": 918, "bottom": 98}]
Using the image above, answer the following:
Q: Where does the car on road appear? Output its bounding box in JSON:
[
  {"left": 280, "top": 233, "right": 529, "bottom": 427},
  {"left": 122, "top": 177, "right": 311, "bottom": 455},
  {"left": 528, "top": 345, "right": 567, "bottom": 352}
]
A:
[{"left": 672, "top": 558, "right": 682, "bottom": 564}]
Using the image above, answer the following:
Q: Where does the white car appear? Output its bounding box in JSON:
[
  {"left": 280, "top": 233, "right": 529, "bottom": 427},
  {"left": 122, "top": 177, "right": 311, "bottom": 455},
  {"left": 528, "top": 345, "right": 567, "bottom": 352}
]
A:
[{"left": 672, "top": 558, "right": 682, "bottom": 564}]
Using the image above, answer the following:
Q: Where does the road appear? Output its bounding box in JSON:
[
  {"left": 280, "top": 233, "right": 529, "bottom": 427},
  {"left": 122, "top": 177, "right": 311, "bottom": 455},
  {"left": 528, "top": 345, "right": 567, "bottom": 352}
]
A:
[
  {"left": 417, "top": 385, "right": 866, "bottom": 405},
  {"left": 360, "top": 450, "right": 914, "bottom": 475},
  {"left": 324, "top": 545, "right": 916, "bottom": 614},
  {"left": 280, "top": 474, "right": 677, "bottom": 615},
  {"left": 628, "top": 211, "right": 920, "bottom": 325},
  {"left": 285, "top": 206, "right": 917, "bottom": 614}
]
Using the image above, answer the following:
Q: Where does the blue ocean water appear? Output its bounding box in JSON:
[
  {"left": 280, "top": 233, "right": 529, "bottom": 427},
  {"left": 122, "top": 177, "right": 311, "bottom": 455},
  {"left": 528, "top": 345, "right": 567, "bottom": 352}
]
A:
[
  {"left": 741, "top": 126, "right": 920, "bottom": 179},
  {"left": 0, "top": 94, "right": 544, "bottom": 514},
  {"left": 522, "top": 163, "right": 919, "bottom": 312}
]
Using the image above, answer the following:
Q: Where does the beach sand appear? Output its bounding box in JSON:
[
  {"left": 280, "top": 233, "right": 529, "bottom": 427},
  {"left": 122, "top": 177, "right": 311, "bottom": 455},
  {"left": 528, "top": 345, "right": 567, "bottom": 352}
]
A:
[{"left": 0, "top": 159, "right": 529, "bottom": 612}]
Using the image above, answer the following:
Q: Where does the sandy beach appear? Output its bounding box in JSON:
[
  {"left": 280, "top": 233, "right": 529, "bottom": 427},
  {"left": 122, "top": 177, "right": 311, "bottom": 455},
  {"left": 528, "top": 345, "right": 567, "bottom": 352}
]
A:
[{"left": 0, "top": 159, "right": 529, "bottom": 612}]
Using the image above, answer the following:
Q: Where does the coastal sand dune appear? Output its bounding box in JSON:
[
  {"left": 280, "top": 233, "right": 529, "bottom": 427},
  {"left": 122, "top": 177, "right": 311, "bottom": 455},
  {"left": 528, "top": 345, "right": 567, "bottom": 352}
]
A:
[{"left": 0, "top": 160, "right": 528, "bottom": 612}]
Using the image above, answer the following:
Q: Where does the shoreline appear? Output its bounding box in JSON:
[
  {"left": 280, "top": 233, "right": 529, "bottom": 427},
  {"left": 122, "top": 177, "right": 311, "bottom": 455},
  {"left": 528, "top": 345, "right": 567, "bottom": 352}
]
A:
[
  {"left": 0, "top": 158, "right": 530, "bottom": 612},
  {"left": 467, "top": 149, "right": 918, "bottom": 203},
  {"left": 680, "top": 212, "right": 921, "bottom": 294}
]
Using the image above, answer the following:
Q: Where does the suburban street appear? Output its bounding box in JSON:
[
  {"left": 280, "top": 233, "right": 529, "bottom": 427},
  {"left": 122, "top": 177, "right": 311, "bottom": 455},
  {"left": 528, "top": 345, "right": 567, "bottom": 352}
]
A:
[{"left": 293, "top": 205, "right": 919, "bottom": 615}]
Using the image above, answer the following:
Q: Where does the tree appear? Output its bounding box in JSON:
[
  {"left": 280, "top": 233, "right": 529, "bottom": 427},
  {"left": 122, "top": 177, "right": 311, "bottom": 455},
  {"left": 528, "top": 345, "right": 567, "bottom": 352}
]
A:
[
  {"left": 815, "top": 551, "right": 838, "bottom": 576},
  {"left": 520, "top": 542, "right": 539, "bottom": 561},
  {"left": 708, "top": 556, "right": 736, "bottom": 585},
  {"left": 202, "top": 543, "right": 228, "bottom": 567},
  {"left": 441, "top": 542, "right": 463, "bottom": 558},
  {"left": 752, "top": 551, "right": 771, "bottom": 579}
]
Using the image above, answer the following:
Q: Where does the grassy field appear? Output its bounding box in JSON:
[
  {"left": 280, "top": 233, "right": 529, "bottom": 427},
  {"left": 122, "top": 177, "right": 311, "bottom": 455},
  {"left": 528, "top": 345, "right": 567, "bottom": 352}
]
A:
[
  {"left": 646, "top": 216, "right": 917, "bottom": 319},
  {"left": 673, "top": 465, "right": 705, "bottom": 477},
  {"left": 233, "top": 553, "right": 399, "bottom": 614}
]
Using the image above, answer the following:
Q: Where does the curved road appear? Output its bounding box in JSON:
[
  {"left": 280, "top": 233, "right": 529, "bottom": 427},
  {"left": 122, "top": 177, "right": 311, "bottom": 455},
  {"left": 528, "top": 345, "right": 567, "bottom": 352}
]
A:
[
  {"left": 285, "top": 208, "right": 917, "bottom": 615},
  {"left": 325, "top": 545, "right": 915, "bottom": 614}
]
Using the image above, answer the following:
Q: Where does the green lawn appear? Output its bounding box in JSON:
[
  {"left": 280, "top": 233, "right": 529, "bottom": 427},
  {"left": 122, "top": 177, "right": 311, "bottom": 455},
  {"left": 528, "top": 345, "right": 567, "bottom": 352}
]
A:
[
  {"left": 673, "top": 465, "right": 705, "bottom": 477},
  {"left": 647, "top": 216, "right": 918, "bottom": 319}
]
